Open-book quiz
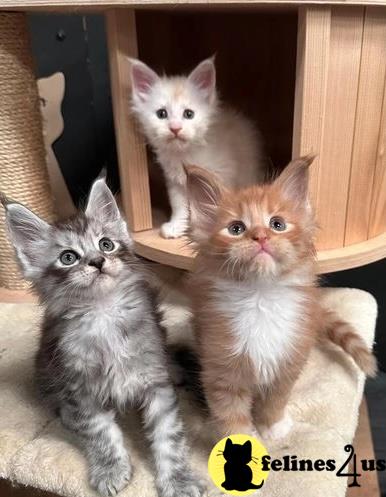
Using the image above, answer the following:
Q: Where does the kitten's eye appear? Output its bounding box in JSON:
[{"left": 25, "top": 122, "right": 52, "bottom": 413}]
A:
[
  {"left": 99, "top": 237, "right": 115, "bottom": 252},
  {"left": 227, "top": 221, "right": 246, "bottom": 236},
  {"left": 183, "top": 109, "right": 195, "bottom": 119},
  {"left": 156, "top": 108, "right": 168, "bottom": 119},
  {"left": 269, "top": 216, "right": 287, "bottom": 232},
  {"left": 60, "top": 250, "right": 79, "bottom": 266}
]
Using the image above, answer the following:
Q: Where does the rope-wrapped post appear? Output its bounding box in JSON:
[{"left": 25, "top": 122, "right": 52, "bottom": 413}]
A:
[{"left": 0, "top": 13, "right": 55, "bottom": 290}]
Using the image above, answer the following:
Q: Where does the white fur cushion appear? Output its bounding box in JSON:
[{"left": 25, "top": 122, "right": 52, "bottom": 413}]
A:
[{"left": 0, "top": 287, "right": 377, "bottom": 497}]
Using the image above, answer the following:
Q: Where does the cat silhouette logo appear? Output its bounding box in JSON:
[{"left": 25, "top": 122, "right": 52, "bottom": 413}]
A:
[{"left": 208, "top": 434, "right": 270, "bottom": 495}]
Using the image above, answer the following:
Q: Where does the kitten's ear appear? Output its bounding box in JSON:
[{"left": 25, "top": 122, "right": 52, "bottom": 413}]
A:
[
  {"left": 274, "top": 154, "right": 316, "bottom": 207},
  {"left": 3, "top": 200, "right": 50, "bottom": 279},
  {"left": 130, "top": 58, "right": 159, "bottom": 102},
  {"left": 86, "top": 178, "right": 121, "bottom": 223},
  {"left": 188, "top": 57, "right": 216, "bottom": 103},
  {"left": 185, "top": 165, "right": 226, "bottom": 242}
]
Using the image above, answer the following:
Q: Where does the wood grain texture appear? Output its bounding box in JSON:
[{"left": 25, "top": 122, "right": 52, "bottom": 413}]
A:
[
  {"left": 345, "top": 7, "right": 386, "bottom": 246},
  {"left": 133, "top": 229, "right": 195, "bottom": 271},
  {"left": 133, "top": 218, "right": 386, "bottom": 273},
  {"left": 368, "top": 52, "right": 386, "bottom": 239},
  {"left": 292, "top": 5, "right": 331, "bottom": 208},
  {"left": 316, "top": 6, "right": 364, "bottom": 249},
  {"left": 1, "top": 0, "right": 386, "bottom": 12},
  {"left": 106, "top": 9, "right": 152, "bottom": 232},
  {"left": 136, "top": 9, "right": 297, "bottom": 171},
  {"left": 317, "top": 231, "right": 386, "bottom": 273}
]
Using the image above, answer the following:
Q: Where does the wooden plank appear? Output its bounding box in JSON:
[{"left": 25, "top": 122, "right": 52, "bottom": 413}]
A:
[
  {"left": 132, "top": 217, "right": 386, "bottom": 272},
  {"left": 347, "top": 400, "right": 381, "bottom": 497},
  {"left": 368, "top": 52, "right": 386, "bottom": 239},
  {"left": 292, "top": 5, "right": 331, "bottom": 210},
  {"left": 316, "top": 6, "right": 364, "bottom": 249},
  {"left": 1, "top": 0, "right": 386, "bottom": 13},
  {"left": 133, "top": 229, "right": 194, "bottom": 271},
  {"left": 106, "top": 9, "right": 152, "bottom": 232},
  {"left": 293, "top": 6, "right": 369, "bottom": 252},
  {"left": 317, "top": 231, "right": 386, "bottom": 273},
  {"left": 345, "top": 7, "right": 386, "bottom": 246}
]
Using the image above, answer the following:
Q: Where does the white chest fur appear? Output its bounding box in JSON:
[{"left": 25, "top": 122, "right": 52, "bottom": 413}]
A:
[{"left": 212, "top": 278, "right": 306, "bottom": 385}]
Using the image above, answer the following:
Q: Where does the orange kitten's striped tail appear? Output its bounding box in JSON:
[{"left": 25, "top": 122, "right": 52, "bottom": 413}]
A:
[{"left": 319, "top": 310, "right": 377, "bottom": 377}]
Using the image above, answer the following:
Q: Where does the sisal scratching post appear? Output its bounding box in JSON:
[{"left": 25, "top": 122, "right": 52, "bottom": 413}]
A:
[{"left": 0, "top": 13, "right": 55, "bottom": 290}]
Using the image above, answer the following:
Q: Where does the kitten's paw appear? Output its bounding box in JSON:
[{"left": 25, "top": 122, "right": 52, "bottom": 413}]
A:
[
  {"left": 260, "top": 413, "right": 293, "bottom": 441},
  {"left": 158, "top": 470, "right": 206, "bottom": 497},
  {"left": 90, "top": 457, "right": 132, "bottom": 496},
  {"left": 160, "top": 221, "right": 186, "bottom": 239}
]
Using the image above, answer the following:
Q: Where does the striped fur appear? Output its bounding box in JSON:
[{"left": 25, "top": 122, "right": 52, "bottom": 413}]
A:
[
  {"left": 318, "top": 309, "right": 377, "bottom": 377},
  {"left": 4, "top": 179, "right": 203, "bottom": 497},
  {"left": 186, "top": 158, "right": 376, "bottom": 441}
]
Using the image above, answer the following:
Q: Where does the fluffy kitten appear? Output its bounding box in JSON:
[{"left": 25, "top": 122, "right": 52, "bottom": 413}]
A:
[
  {"left": 130, "top": 57, "right": 266, "bottom": 239},
  {"left": 3, "top": 179, "right": 203, "bottom": 497},
  {"left": 185, "top": 157, "right": 377, "bottom": 440}
]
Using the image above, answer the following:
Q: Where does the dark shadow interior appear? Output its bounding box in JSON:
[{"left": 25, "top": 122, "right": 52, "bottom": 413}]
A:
[{"left": 136, "top": 9, "right": 298, "bottom": 171}]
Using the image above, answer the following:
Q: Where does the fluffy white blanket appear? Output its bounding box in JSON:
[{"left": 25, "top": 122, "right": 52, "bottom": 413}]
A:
[{"left": 0, "top": 287, "right": 376, "bottom": 497}]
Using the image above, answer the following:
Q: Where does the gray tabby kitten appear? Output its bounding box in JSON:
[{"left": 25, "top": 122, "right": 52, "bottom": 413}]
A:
[{"left": 3, "top": 179, "right": 203, "bottom": 497}]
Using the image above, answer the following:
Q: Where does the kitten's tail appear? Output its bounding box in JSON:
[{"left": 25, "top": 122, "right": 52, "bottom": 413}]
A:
[{"left": 318, "top": 309, "right": 377, "bottom": 377}]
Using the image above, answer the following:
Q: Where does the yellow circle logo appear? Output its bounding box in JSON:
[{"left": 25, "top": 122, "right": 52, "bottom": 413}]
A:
[{"left": 208, "top": 434, "right": 270, "bottom": 495}]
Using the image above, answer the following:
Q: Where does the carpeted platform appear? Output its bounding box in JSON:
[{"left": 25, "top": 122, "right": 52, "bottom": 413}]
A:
[{"left": 0, "top": 287, "right": 377, "bottom": 497}]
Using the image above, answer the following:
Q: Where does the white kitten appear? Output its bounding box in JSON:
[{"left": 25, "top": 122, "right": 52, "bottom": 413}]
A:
[{"left": 130, "top": 57, "right": 266, "bottom": 239}]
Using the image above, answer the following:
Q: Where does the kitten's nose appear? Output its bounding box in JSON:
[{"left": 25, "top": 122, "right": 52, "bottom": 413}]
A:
[
  {"left": 169, "top": 125, "right": 182, "bottom": 136},
  {"left": 252, "top": 230, "right": 268, "bottom": 243},
  {"left": 88, "top": 257, "right": 105, "bottom": 270}
]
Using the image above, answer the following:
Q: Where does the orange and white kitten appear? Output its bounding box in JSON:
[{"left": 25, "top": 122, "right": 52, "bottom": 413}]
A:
[{"left": 185, "top": 156, "right": 376, "bottom": 441}]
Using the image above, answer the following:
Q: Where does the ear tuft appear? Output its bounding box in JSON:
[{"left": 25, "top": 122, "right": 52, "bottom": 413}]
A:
[
  {"left": 185, "top": 165, "right": 225, "bottom": 243},
  {"left": 85, "top": 178, "right": 121, "bottom": 223},
  {"left": 188, "top": 57, "right": 216, "bottom": 103},
  {"left": 4, "top": 202, "right": 50, "bottom": 279},
  {"left": 130, "top": 58, "right": 159, "bottom": 102},
  {"left": 274, "top": 154, "right": 316, "bottom": 206}
]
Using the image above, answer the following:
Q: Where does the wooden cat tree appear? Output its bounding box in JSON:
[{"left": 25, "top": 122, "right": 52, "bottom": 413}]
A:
[
  {"left": 0, "top": 2, "right": 385, "bottom": 281},
  {"left": 105, "top": 4, "right": 386, "bottom": 274},
  {"left": 0, "top": 4, "right": 383, "bottom": 497}
]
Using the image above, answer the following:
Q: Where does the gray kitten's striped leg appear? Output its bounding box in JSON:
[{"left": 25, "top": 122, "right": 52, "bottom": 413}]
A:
[
  {"left": 142, "top": 383, "right": 205, "bottom": 497},
  {"left": 61, "top": 402, "right": 132, "bottom": 496}
]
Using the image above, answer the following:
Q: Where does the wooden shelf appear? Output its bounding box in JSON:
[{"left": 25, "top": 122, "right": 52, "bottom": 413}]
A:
[
  {"left": 133, "top": 221, "right": 386, "bottom": 273},
  {"left": 133, "top": 226, "right": 195, "bottom": 271},
  {"left": 317, "top": 232, "right": 386, "bottom": 273},
  {"left": 1, "top": 0, "right": 385, "bottom": 12}
]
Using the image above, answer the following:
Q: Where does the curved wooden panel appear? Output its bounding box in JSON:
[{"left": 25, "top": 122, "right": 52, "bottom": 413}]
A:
[
  {"left": 345, "top": 7, "right": 386, "bottom": 245},
  {"left": 2, "top": 1, "right": 386, "bottom": 12},
  {"left": 294, "top": 6, "right": 365, "bottom": 250},
  {"left": 133, "top": 228, "right": 194, "bottom": 270},
  {"left": 368, "top": 56, "right": 386, "bottom": 239},
  {"left": 118, "top": 5, "right": 386, "bottom": 273},
  {"left": 133, "top": 222, "right": 386, "bottom": 273}
]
